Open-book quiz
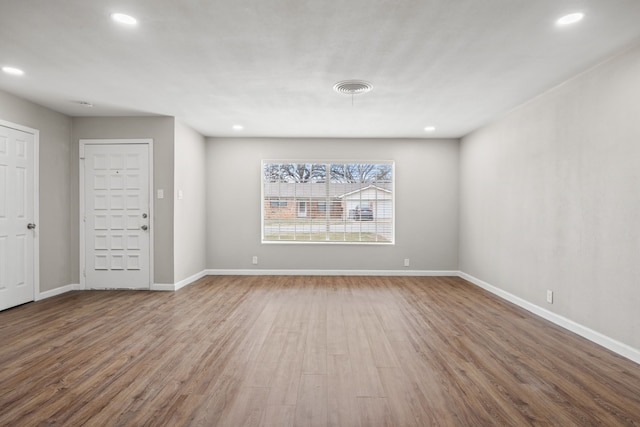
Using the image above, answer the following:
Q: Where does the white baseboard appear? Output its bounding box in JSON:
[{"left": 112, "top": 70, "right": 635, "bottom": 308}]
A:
[
  {"left": 36, "top": 283, "right": 78, "bottom": 301},
  {"left": 151, "top": 270, "right": 209, "bottom": 291},
  {"left": 205, "top": 269, "right": 459, "bottom": 276},
  {"left": 459, "top": 272, "right": 640, "bottom": 365},
  {"left": 151, "top": 283, "right": 176, "bottom": 291},
  {"left": 175, "top": 270, "right": 208, "bottom": 291}
]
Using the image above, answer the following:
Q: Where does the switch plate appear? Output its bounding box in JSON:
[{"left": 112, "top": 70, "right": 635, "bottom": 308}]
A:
[
  {"left": 177, "top": 190, "right": 183, "bottom": 200},
  {"left": 157, "top": 189, "right": 164, "bottom": 199},
  {"left": 404, "top": 258, "right": 410, "bottom": 267},
  {"left": 252, "top": 256, "right": 258, "bottom": 265},
  {"left": 546, "top": 290, "right": 553, "bottom": 304}
]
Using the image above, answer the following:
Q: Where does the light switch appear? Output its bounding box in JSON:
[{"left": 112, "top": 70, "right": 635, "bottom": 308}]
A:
[
  {"left": 157, "top": 189, "right": 164, "bottom": 199},
  {"left": 177, "top": 190, "right": 183, "bottom": 200}
]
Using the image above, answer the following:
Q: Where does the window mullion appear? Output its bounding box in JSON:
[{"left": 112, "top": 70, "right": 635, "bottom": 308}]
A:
[{"left": 325, "top": 163, "right": 330, "bottom": 241}]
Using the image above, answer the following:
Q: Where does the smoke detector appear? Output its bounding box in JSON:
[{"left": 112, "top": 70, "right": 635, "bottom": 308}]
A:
[{"left": 333, "top": 80, "right": 373, "bottom": 95}]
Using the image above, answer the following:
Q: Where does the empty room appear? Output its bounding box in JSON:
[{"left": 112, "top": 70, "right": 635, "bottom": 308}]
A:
[{"left": 1, "top": 0, "right": 640, "bottom": 425}]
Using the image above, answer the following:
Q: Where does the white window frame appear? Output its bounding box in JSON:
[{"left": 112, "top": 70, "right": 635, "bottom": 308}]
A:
[{"left": 261, "top": 160, "right": 395, "bottom": 245}]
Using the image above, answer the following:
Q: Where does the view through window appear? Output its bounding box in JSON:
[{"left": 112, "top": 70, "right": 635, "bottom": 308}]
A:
[{"left": 262, "top": 161, "right": 394, "bottom": 243}]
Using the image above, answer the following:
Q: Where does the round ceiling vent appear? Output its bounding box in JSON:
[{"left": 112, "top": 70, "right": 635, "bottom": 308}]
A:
[{"left": 333, "top": 80, "right": 373, "bottom": 95}]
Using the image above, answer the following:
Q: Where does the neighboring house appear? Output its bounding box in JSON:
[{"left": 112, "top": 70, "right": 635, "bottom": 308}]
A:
[
  {"left": 263, "top": 182, "right": 392, "bottom": 220},
  {"left": 340, "top": 185, "right": 393, "bottom": 219}
]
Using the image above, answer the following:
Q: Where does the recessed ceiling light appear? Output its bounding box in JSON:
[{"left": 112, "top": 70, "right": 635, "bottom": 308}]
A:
[
  {"left": 424, "top": 126, "right": 436, "bottom": 132},
  {"left": 2, "top": 66, "right": 24, "bottom": 76},
  {"left": 556, "top": 12, "right": 584, "bottom": 26},
  {"left": 232, "top": 125, "right": 244, "bottom": 131},
  {"left": 111, "top": 13, "right": 138, "bottom": 25}
]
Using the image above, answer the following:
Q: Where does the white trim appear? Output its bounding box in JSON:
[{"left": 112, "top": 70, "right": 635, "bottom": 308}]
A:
[
  {"left": 0, "top": 119, "right": 37, "bottom": 134},
  {"left": 33, "top": 129, "right": 39, "bottom": 303},
  {"left": 0, "top": 119, "right": 39, "bottom": 305},
  {"left": 35, "top": 284, "right": 76, "bottom": 301},
  {"left": 152, "top": 270, "right": 208, "bottom": 291},
  {"left": 151, "top": 283, "right": 177, "bottom": 291},
  {"left": 175, "top": 270, "right": 208, "bottom": 290},
  {"left": 459, "top": 272, "right": 640, "bottom": 365},
  {"left": 205, "top": 269, "right": 459, "bottom": 276},
  {"left": 79, "top": 139, "right": 154, "bottom": 290}
]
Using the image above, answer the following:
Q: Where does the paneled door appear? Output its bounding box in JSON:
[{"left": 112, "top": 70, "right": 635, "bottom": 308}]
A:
[
  {"left": 0, "top": 124, "right": 36, "bottom": 311},
  {"left": 81, "top": 141, "right": 151, "bottom": 289}
]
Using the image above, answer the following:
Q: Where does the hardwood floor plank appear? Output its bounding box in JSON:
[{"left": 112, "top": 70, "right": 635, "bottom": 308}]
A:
[
  {"left": 294, "top": 374, "right": 328, "bottom": 427},
  {"left": 302, "top": 290, "right": 327, "bottom": 375},
  {"left": 326, "top": 285, "right": 348, "bottom": 356},
  {"left": 344, "top": 293, "right": 387, "bottom": 397},
  {"left": 356, "top": 279, "right": 399, "bottom": 368},
  {"left": 216, "top": 386, "right": 269, "bottom": 427},
  {"left": 327, "top": 354, "right": 361, "bottom": 427},
  {"left": 266, "top": 330, "right": 306, "bottom": 406},
  {"left": 260, "top": 405, "right": 295, "bottom": 427},
  {"left": 357, "top": 397, "right": 394, "bottom": 427},
  {"left": 377, "top": 367, "right": 426, "bottom": 427}
]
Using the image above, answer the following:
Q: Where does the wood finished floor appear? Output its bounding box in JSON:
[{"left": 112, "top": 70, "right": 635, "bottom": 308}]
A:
[{"left": 1, "top": 276, "right": 639, "bottom": 426}]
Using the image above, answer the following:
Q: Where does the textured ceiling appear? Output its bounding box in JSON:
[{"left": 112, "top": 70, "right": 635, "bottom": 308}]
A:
[{"left": 1, "top": 0, "right": 640, "bottom": 138}]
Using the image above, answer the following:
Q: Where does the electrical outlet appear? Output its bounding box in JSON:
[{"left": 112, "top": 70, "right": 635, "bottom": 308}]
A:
[
  {"left": 252, "top": 256, "right": 258, "bottom": 265},
  {"left": 404, "top": 258, "right": 410, "bottom": 267},
  {"left": 546, "top": 290, "right": 553, "bottom": 304}
]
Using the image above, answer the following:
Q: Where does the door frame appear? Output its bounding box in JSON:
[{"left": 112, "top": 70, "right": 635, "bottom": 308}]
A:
[
  {"left": 79, "top": 139, "right": 154, "bottom": 290},
  {"left": 0, "top": 119, "right": 39, "bottom": 302}
]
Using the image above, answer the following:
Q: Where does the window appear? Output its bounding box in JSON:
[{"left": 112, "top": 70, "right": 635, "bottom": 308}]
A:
[
  {"left": 269, "top": 200, "right": 288, "bottom": 208},
  {"left": 262, "top": 161, "right": 394, "bottom": 244}
]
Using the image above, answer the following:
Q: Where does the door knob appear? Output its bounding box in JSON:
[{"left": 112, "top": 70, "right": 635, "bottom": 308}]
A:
[
  {"left": 27, "top": 223, "right": 37, "bottom": 230},
  {"left": 141, "top": 225, "right": 148, "bottom": 231}
]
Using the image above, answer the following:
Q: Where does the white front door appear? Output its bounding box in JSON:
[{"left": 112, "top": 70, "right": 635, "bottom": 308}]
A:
[
  {"left": 81, "top": 142, "right": 151, "bottom": 289},
  {"left": 0, "top": 124, "right": 36, "bottom": 310}
]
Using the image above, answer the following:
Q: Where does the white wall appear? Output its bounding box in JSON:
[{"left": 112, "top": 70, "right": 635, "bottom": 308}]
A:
[
  {"left": 206, "top": 137, "right": 459, "bottom": 272},
  {"left": 460, "top": 44, "right": 640, "bottom": 350},
  {"left": 174, "top": 120, "right": 207, "bottom": 282},
  {"left": 0, "top": 89, "right": 73, "bottom": 292}
]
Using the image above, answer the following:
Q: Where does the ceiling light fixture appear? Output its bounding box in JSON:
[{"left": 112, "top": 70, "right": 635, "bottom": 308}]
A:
[
  {"left": 424, "top": 126, "right": 436, "bottom": 132},
  {"left": 556, "top": 12, "right": 584, "bottom": 26},
  {"left": 333, "top": 80, "right": 373, "bottom": 106},
  {"left": 77, "top": 101, "right": 94, "bottom": 107},
  {"left": 232, "top": 124, "right": 244, "bottom": 131},
  {"left": 2, "top": 66, "right": 25, "bottom": 76},
  {"left": 111, "top": 13, "right": 138, "bottom": 25},
  {"left": 333, "top": 80, "right": 373, "bottom": 95}
]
